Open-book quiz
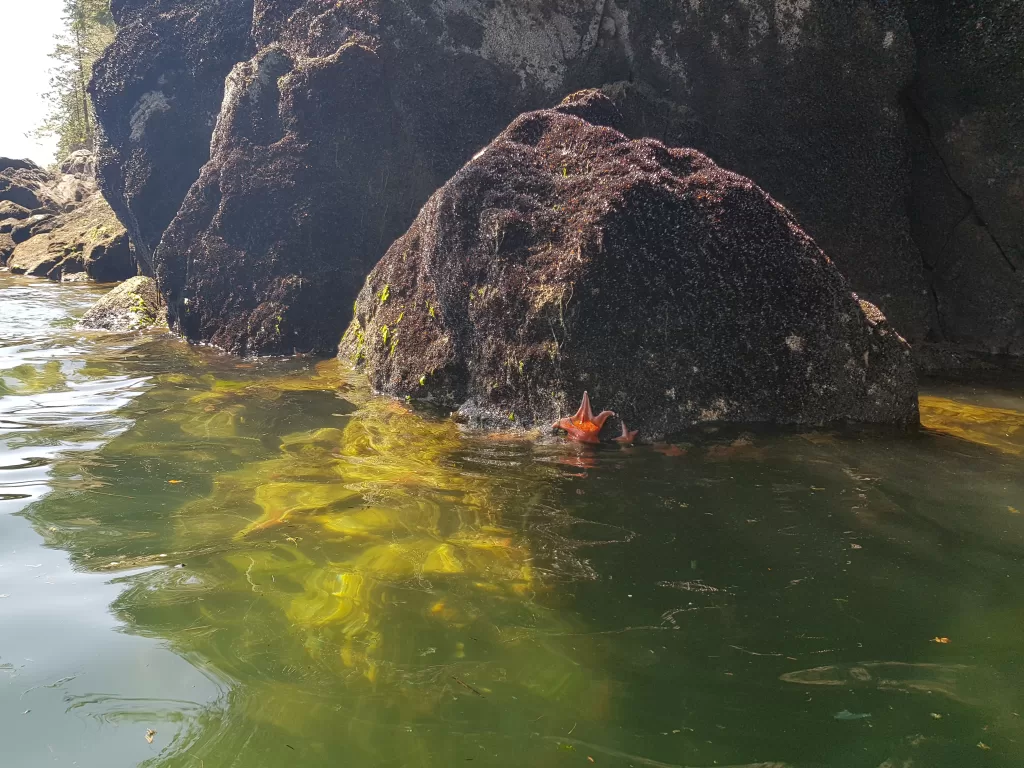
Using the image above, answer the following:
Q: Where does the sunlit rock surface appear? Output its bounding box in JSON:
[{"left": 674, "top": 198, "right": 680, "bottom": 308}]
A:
[
  {"left": 8, "top": 195, "right": 134, "bottom": 282},
  {"left": 77, "top": 275, "right": 167, "bottom": 331},
  {"left": 1, "top": 153, "right": 136, "bottom": 282},
  {"left": 343, "top": 93, "right": 919, "bottom": 438}
]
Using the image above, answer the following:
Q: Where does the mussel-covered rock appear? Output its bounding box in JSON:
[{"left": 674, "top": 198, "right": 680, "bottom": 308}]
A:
[{"left": 343, "top": 93, "right": 919, "bottom": 439}]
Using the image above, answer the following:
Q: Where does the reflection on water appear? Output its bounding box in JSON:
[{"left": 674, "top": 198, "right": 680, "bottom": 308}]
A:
[{"left": 3, "top": 271, "right": 1024, "bottom": 767}]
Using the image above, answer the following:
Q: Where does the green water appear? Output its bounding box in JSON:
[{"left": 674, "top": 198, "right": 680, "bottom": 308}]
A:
[{"left": 2, "top": 272, "right": 1024, "bottom": 768}]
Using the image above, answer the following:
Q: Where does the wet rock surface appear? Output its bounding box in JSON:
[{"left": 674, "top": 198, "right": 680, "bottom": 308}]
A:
[
  {"left": 77, "top": 275, "right": 167, "bottom": 331},
  {"left": 342, "top": 94, "right": 919, "bottom": 438}
]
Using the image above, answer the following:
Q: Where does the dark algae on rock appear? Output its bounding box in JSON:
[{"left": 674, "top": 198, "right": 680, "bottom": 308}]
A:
[
  {"left": 342, "top": 93, "right": 919, "bottom": 439},
  {"left": 73, "top": 0, "right": 922, "bottom": 358},
  {"left": 904, "top": 0, "right": 1024, "bottom": 365}
]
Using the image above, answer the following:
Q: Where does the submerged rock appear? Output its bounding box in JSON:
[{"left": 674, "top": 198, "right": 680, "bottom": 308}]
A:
[
  {"left": 77, "top": 275, "right": 166, "bottom": 331},
  {"left": 342, "top": 94, "right": 919, "bottom": 438}
]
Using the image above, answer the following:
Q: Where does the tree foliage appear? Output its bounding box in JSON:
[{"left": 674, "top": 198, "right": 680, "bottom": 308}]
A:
[{"left": 33, "top": 0, "right": 115, "bottom": 163}]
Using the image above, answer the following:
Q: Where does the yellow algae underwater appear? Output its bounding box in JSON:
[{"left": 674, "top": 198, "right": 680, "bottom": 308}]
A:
[{"left": 920, "top": 395, "right": 1024, "bottom": 456}]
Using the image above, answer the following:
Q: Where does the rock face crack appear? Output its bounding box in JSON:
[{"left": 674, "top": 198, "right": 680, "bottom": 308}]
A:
[{"left": 906, "top": 94, "right": 1017, "bottom": 275}]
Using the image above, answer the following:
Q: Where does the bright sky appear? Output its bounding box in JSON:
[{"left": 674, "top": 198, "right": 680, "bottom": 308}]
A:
[{"left": 0, "top": 0, "right": 66, "bottom": 165}]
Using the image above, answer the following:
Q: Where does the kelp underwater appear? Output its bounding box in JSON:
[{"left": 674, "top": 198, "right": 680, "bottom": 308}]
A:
[{"left": 4, "top": 275, "right": 1024, "bottom": 768}]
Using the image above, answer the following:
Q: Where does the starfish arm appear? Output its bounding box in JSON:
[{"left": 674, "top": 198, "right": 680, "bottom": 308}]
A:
[
  {"left": 573, "top": 391, "right": 595, "bottom": 424},
  {"left": 613, "top": 421, "right": 639, "bottom": 445},
  {"left": 592, "top": 410, "right": 615, "bottom": 430},
  {"left": 553, "top": 417, "right": 574, "bottom": 432}
]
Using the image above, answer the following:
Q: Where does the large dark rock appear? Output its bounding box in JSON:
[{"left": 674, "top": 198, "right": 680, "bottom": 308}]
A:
[
  {"left": 904, "top": 0, "right": 1024, "bottom": 362},
  {"left": 341, "top": 95, "right": 919, "bottom": 437},
  {"left": 90, "top": 0, "right": 1021, "bottom": 367},
  {"left": 88, "top": 0, "right": 928, "bottom": 357},
  {"left": 89, "top": 0, "right": 256, "bottom": 272}
]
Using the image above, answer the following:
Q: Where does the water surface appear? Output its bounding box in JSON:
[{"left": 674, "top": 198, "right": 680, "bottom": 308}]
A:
[{"left": 2, "top": 272, "right": 1023, "bottom": 767}]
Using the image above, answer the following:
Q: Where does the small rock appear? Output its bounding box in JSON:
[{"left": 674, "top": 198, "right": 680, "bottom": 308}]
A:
[
  {"left": 0, "top": 200, "right": 30, "bottom": 221},
  {"left": 77, "top": 276, "right": 167, "bottom": 331}
]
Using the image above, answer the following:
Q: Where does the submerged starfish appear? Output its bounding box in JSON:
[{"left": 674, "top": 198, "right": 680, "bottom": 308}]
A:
[
  {"left": 552, "top": 391, "right": 615, "bottom": 444},
  {"left": 613, "top": 420, "right": 639, "bottom": 445}
]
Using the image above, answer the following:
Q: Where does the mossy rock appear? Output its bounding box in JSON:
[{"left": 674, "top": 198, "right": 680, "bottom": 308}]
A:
[{"left": 77, "top": 276, "right": 168, "bottom": 332}]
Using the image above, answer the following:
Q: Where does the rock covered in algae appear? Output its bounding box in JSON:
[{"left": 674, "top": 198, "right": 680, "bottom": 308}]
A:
[
  {"left": 77, "top": 276, "right": 167, "bottom": 332},
  {"left": 343, "top": 91, "right": 920, "bottom": 439}
]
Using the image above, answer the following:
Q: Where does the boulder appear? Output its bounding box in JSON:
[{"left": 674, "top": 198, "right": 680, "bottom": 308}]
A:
[
  {"left": 0, "top": 170, "right": 51, "bottom": 211},
  {"left": 0, "top": 232, "right": 13, "bottom": 265},
  {"left": 77, "top": 275, "right": 166, "bottom": 331},
  {"left": 0, "top": 156, "right": 98, "bottom": 214},
  {"left": 60, "top": 149, "right": 97, "bottom": 177},
  {"left": 11, "top": 214, "right": 57, "bottom": 244},
  {"left": 89, "top": 0, "right": 255, "bottom": 271},
  {"left": 0, "top": 158, "right": 40, "bottom": 173},
  {"left": 0, "top": 201, "right": 30, "bottom": 221},
  {"left": 342, "top": 94, "right": 919, "bottom": 437},
  {"left": 7, "top": 195, "right": 135, "bottom": 282}
]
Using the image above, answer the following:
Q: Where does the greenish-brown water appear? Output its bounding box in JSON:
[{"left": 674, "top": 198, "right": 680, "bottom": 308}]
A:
[{"left": 2, "top": 272, "right": 1024, "bottom": 768}]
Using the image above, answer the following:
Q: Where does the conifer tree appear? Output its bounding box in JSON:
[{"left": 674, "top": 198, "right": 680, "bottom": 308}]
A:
[{"left": 33, "top": 0, "right": 115, "bottom": 163}]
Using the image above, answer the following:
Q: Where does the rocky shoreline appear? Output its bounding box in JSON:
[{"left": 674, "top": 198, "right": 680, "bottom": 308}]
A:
[{"left": 0, "top": 151, "right": 135, "bottom": 282}]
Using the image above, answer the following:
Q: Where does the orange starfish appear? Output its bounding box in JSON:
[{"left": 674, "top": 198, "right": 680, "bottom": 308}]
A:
[
  {"left": 552, "top": 391, "right": 614, "bottom": 444},
  {"left": 613, "top": 420, "right": 639, "bottom": 445}
]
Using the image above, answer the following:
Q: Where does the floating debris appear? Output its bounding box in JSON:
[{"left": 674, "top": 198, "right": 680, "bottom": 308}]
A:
[
  {"left": 657, "top": 580, "right": 724, "bottom": 594},
  {"left": 834, "top": 710, "right": 871, "bottom": 721},
  {"left": 451, "top": 676, "right": 485, "bottom": 697}
]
